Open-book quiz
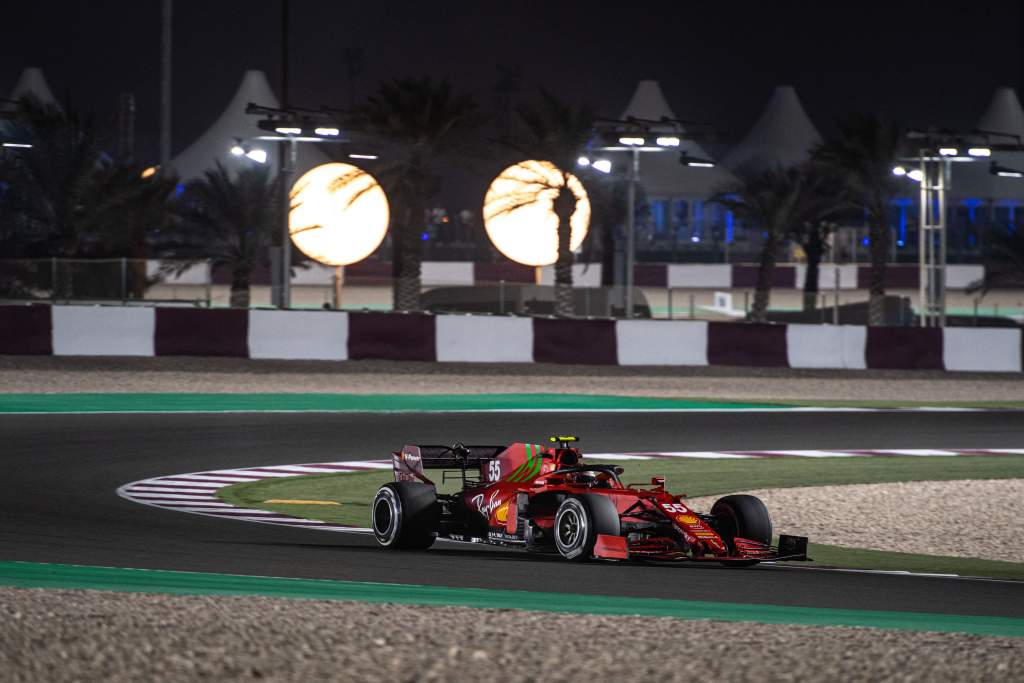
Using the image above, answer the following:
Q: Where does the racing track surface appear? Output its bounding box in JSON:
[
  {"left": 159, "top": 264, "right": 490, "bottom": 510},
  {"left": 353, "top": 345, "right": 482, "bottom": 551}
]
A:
[{"left": 2, "top": 410, "right": 1024, "bottom": 618}]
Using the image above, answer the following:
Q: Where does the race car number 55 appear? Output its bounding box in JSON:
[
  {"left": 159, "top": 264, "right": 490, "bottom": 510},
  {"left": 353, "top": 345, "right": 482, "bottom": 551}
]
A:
[
  {"left": 488, "top": 461, "right": 501, "bottom": 482},
  {"left": 661, "top": 503, "right": 689, "bottom": 513}
]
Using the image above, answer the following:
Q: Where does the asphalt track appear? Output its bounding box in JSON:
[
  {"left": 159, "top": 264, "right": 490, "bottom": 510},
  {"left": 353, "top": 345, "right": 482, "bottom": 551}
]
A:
[{"left": 2, "top": 410, "right": 1024, "bottom": 618}]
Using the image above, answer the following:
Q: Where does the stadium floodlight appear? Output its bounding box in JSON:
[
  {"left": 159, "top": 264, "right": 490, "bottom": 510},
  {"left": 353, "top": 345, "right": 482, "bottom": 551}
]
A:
[
  {"left": 656, "top": 136, "right": 680, "bottom": 147},
  {"left": 314, "top": 127, "right": 340, "bottom": 136},
  {"left": 968, "top": 147, "right": 991, "bottom": 157},
  {"left": 679, "top": 154, "right": 714, "bottom": 168},
  {"left": 274, "top": 126, "right": 302, "bottom": 135},
  {"left": 991, "top": 162, "right": 1024, "bottom": 178},
  {"left": 591, "top": 159, "right": 612, "bottom": 173},
  {"left": 577, "top": 156, "right": 591, "bottom": 166},
  {"left": 892, "top": 165, "right": 907, "bottom": 176},
  {"left": 618, "top": 136, "right": 645, "bottom": 146},
  {"left": 938, "top": 147, "right": 958, "bottom": 156}
]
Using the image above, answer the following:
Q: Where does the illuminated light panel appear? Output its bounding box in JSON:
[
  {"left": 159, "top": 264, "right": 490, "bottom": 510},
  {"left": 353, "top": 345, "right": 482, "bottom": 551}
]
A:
[
  {"left": 892, "top": 165, "right": 907, "bottom": 176},
  {"left": 483, "top": 160, "right": 591, "bottom": 267},
  {"left": 246, "top": 149, "right": 268, "bottom": 163},
  {"left": 938, "top": 147, "right": 958, "bottom": 156},
  {"left": 968, "top": 147, "right": 991, "bottom": 157},
  {"left": 140, "top": 166, "right": 158, "bottom": 179},
  {"left": 275, "top": 126, "right": 302, "bottom": 135},
  {"left": 314, "top": 127, "right": 340, "bottom": 136},
  {"left": 656, "top": 136, "right": 680, "bottom": 147},
  {"left": 289, "top": 162, "right": 390, "bottom": 267},
  {"left": 618, "top": 136, "right": 645, "bottom": 146}
]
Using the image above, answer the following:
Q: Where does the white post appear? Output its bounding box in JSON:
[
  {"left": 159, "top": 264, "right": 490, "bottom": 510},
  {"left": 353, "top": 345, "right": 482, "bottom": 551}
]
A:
[{"left": 625, "top": 148, "right": 639, "bottom": 319}]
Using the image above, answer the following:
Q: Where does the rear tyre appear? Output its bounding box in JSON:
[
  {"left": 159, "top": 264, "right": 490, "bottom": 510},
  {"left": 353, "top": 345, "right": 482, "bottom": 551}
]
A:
[
  {"left": 372, "top": 482, "right": 438, "bottom": 550},
  {"left": 553, "top": 495, "right": 620, "bottom": 562},
  {"left": 711, "top": 494, "right": 772, "bottom": 566}
]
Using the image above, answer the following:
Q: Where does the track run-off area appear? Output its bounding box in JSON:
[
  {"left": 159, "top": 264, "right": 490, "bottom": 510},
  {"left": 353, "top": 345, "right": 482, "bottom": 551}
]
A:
[{"left": 2, "top": 403, "right": 1024, "bottom": 635}]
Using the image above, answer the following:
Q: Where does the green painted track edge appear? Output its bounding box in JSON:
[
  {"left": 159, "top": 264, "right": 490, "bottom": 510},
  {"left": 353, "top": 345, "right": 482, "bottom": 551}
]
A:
[
  {"left": 0, "top": 393, "right": 780, "bottom": 413},
  {"left": 1, "top": 561, "right": 1021, "bottom": 637}
]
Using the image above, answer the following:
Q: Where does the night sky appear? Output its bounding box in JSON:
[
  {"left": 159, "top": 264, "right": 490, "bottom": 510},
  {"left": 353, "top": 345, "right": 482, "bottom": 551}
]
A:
[{"left": 2, "top": 1, "right": 1023, "bottom": 165}]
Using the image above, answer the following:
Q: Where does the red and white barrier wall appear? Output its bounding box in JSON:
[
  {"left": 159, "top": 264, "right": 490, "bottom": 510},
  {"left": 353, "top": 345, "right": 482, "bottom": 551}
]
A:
[{"left": 1, "top": 304, "right": 1020, "bottom": 372}]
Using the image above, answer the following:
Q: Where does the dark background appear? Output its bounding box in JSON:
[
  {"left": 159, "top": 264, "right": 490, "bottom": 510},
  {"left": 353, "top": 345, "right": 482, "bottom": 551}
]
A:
[{"left": 2, "top": 1, "right": 1023, "bottom": 165}]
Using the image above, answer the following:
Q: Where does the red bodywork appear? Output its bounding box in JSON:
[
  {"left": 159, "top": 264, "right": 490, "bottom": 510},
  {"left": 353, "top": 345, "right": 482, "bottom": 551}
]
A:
[{"left": 392, "top": 441, "right": 800, "bottom": 563}]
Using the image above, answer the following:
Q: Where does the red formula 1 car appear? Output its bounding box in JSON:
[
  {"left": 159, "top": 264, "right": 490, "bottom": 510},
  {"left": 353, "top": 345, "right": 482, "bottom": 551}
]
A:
[{"left": 371, "top": 437, "right": 809, "bottom": 564}]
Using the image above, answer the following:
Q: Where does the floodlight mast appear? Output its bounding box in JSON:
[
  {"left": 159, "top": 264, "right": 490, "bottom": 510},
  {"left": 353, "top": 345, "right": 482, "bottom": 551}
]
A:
[
  {"left": 590, "top": 116, "right": 716, "bottom": 318},
  {"left": 898, "top": 128, "right": 1024, "bottom": 327}
]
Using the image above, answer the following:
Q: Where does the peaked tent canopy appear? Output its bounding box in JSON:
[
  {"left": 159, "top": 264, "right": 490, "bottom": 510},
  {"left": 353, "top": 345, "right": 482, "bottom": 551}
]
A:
[
  {"left": 170, "top": 70, "right": 327, "bottom": 183},
  {"left": 952, "top": 87, "right": 1024, "bottom": 201},
  {"left": 723, "top": 86, "right": 822, "bottom": 174},
  {"left": 9, "top": 67, "right": 59, "bottom": 108},
  {"left": 617, "top": 79, "right": 734, "bottom": 197},
  {"left": 977, "top": 86, "right": 1024, "bottom": 139}
]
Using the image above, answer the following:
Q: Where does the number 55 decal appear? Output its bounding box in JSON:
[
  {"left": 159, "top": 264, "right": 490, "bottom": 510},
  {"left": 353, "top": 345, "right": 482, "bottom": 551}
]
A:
[
  {"left": 661, "top": 502, "right": 689, "bottom": 513},
  {"left": 488, "top": 460, "right": 501, "bottom": 482}
]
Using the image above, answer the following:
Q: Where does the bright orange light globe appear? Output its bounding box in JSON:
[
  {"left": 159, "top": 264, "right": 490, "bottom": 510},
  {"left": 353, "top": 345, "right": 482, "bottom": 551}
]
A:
[
  {"left": 482, "top": 160, "right": 590, "bottom": 267},
  {"left": 289, "top": 162, "right": 390, "bottom": 266}
]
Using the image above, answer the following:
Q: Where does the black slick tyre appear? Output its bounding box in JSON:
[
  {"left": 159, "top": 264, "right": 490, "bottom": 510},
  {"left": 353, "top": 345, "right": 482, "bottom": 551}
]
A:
[
  {"left": 710, "top": 494, "right": 772, "bottom": 566},
  {"left": 553, "top": 495, "right": 620, "bottom": 562},
  {"left": 372, "top": 482, "right": 438, "bottom": 550}
]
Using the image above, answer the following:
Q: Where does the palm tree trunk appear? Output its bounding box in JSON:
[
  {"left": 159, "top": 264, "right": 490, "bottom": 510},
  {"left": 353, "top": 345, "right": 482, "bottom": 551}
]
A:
[
  {"left": 393, "top": 205, "right": 424, "bottom": 312},
  {"left": 229, "top": 267, "right": 251, "bottom": 308},
  {"left": 867, "top": 213, "right": 889, "bottom": 326},
  {"left": 553, "top": 187, "right": 576, "bottom": 317},
  {"left": 803, "top": 232, "right": 823, "bottom": 312},
  {"left": 751, "top": 231, "right": 779, "bottom": 323}
]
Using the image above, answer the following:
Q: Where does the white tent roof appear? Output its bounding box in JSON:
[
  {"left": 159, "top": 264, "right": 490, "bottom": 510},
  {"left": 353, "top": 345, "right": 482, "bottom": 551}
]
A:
[
  {"left": 952, "top": 87, "right": 1024, "bottom": 201},
  {"left": 170, "top": 70, "right": 327, "bottom": 183},
  {"left": 723, "top": 86, "right": 822, "bottom": 174},
  {"left": 10, "top": 67, "right": 59, "bottom": 108},
  {"left": 977, "top": 86, "right": 1024, "bottom": 139},
  {"left": 618, "top": 80, "right": 734, "bottom": 197}
]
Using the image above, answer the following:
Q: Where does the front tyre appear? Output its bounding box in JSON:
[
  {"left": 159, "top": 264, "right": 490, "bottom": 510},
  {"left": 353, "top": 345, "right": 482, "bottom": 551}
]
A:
[
  {"left": 710, "top": 494, "right": 772, "bottom": 566},
  {"left": 553, "top": 495, "right": 620, "bottom": 562},
  {"left": 372, "top": 482, "right": 438, "bottom": 550}
]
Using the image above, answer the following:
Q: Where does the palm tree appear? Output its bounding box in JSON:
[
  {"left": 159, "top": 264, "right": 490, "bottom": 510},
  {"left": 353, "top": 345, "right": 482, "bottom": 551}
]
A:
[
  {"left": 716, "top": 165, "right": 830, "bottom": 322},
  {"left": 356, "top": 77, "right": 480, "bottom": 311},
  {"left": 0, "top": 97, "right": 104, "bottom": 258},
  {"left": 786, "top": 165, "right": 852, "bottom": 311},
  {"left": 813, "top": 115, "right": 901, "bottom": 325},
  {"left": 508, "top": 90, "right": 596, "bottom": 315},
  {"left": 163, "top": 162, "right": 279, "bottom": 308},
  {"left": 1, "top": 97, "right": 176, "bottom": 297}
]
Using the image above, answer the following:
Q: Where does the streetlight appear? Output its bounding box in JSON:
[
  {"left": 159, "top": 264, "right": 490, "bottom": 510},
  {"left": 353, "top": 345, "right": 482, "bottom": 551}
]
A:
[
  {"left": 589, "top": 116, "right": 715, "bottom": 318},
  {"left": 243, "top": 103, "right": 360, "bottom": 308},
  {"left": 895, "top": 130, "right": 1024, "bottom": 326}
]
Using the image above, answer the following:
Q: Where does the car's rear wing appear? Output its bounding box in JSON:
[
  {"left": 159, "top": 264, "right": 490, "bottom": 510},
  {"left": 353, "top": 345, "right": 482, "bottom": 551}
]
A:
[{"left": 392, "top": 444, "right": 506, "bottom": 483}]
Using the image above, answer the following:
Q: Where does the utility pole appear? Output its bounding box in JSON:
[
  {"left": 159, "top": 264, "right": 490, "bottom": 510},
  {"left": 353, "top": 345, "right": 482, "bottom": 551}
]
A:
[
  {"left": 159, "top": 0, "right": 172, "bottom": 167},
  {"left": 278, "top": 0, "right": 292, "bottom": 308},
  {"left": 624, "top": 148, "right": 639, "bottom": 318}
]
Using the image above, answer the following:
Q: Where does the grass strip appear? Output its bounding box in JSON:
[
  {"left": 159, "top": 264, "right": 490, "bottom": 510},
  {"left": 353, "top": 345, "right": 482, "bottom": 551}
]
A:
[
  {"left": 218, "top": 455, "right": 1024, "bottom": 529},
  {"left": 0, "top": 560, "right": 1020, "bottom": 637},
  {"left": 217, "top": 455, "right": 1024, "bottom": 580},
  {"left": 807, "top": 544, "right": 1024, "bottom": 581},
  {"left": 0, "top": 393, "right": 781, "bottom": 414}
]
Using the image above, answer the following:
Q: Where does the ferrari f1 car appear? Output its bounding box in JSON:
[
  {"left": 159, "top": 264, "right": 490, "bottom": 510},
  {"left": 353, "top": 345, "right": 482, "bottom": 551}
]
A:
[{"left": 371, "top": 437, "right": 809, "bottom": 564}]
